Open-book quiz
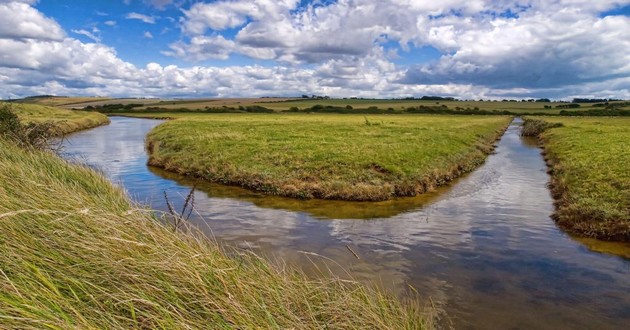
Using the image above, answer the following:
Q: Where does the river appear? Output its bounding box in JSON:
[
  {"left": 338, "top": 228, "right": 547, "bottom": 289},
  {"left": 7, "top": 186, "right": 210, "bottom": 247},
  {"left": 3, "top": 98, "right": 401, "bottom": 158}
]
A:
[{"left": 61, "top": 116, "right": 630, "bottom": 329}]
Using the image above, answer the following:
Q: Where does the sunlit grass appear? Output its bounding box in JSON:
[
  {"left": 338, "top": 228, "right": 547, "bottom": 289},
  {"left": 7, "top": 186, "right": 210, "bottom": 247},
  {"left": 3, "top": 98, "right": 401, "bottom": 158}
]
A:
[
  {"left": 146, "top": 114, "right": 512, "bottom": 201},
  {"left": 525, "top": 117, "right": 630, "bottom": 240},
  {"left": 0, "top": 138, "right": 432, "bottom": 329}
]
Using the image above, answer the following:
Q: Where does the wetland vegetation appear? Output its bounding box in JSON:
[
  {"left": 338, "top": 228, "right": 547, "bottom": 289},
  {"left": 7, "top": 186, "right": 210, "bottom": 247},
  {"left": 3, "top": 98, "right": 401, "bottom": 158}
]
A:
[
  {"left": 145, "top": 114, "right": 512, "bottom": 201},
  {"left": 523, "top": 117, "right": 630, "bottom": 241},
  {"left": 0, "top": 109, "right": 430, "bottom": 329}
]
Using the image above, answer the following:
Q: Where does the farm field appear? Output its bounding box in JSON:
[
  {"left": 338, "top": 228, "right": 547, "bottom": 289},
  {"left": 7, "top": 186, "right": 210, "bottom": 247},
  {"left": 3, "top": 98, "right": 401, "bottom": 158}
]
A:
[
  {"left": 524, "top": 117, "right": 630, "bottom": 240},
  {"left": 145, "top": 114, "right": 512, "bottom": 201}
]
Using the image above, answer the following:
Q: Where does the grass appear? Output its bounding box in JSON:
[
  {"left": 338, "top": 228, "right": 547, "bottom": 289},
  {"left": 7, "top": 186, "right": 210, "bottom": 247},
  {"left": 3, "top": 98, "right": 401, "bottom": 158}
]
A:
[
  {"left": 0, "top": 137, "right": 432, "bottom": 329},
  {"left": 1, "top": 102, "right": 110, "bottom": 135},
  {"left": 523, "top": 117, "right": 630, "bottom": 241},
  {"left": 145, "top": 114, "right": 512, "bottom": 201}
]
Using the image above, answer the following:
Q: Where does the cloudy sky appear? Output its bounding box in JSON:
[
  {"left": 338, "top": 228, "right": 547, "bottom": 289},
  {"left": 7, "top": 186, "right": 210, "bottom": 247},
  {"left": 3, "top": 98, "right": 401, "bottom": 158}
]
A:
[{"left": 1, "top": 0, "right": 629, "bottom": 100}]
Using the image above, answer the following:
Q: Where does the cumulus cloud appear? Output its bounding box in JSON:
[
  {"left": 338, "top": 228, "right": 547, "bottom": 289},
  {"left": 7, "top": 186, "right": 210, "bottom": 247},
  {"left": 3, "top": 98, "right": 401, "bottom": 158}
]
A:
[
  {"left": 0, "top": 0, "right": 629, "bottom": 100},
  {"left": 125, "top": 12, "right": 156, "bottom": 24},
  {"left": 163, "top": 35, "right": 236, "bottom": 61},
  {"left": 0, "top": 1, "right": 64, "bottom": 40},
  {"left": 169, "top": 0, "right": 630, "bottom": 94},
  {"left": 402, "top": 9, "right": 630, "bottom": 88}
]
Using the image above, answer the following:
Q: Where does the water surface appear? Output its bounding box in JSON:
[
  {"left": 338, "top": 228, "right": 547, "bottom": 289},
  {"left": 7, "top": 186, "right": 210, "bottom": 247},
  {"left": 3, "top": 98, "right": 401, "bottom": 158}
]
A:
[{"left": 62, "top": 116, "right": 630, "bottom": 329}]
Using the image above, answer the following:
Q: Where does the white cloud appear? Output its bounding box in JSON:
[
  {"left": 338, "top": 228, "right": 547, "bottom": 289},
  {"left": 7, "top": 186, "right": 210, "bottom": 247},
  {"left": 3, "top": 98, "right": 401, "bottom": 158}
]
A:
[
  {"left": 72, "top": 29, "right": 101, "bottom": 43},
  {"left": 181, "top": 0, "right": 300, "bottom": 34},
  {"left": 125, "top": 12, "right": 156, "bottom": 24},
  {"left": 144, "top": 31, "right": 154, "bottom": 39},
  {"left": 0, "top": 1, "right": 64, "bottom": 40},
  {"left": 104, "top": 20, "right": 117, "bottom": 26},
  {"left": 163, "top": 35, "right": 236, "bottom": 61}
]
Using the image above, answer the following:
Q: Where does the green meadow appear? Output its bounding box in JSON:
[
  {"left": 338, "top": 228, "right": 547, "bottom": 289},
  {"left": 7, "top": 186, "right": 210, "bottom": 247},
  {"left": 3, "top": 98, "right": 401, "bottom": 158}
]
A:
[
  {"left": 145, "top": 114, "right": 512, "bottom": 201},
  {"left": 524, "top": 117, "right": 630, "bottom": 240}
]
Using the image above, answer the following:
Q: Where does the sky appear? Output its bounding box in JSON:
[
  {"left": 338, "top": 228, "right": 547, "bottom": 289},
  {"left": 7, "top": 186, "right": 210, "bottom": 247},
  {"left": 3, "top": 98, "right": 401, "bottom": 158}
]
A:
[{"left": 0, "top": 0, "right": 629, "bottom": 100}]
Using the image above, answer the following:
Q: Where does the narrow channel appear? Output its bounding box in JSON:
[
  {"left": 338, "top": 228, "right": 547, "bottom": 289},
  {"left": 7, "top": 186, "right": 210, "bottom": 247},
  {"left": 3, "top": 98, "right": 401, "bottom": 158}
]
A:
[{"left": 62, "top": 116, "right": 630, "bottom": 329}]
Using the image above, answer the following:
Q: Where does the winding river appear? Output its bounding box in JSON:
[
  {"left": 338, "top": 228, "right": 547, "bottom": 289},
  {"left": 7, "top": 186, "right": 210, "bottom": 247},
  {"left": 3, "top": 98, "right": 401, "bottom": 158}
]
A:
[{"left": 62, "top": 116, "right": 630, "bottom": 329}]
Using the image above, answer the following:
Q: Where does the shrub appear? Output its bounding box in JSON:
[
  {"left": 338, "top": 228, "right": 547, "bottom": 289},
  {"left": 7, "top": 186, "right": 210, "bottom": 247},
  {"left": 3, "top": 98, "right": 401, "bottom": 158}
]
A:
[{"left": 0, "top": 104, "right": 61, "bottom": 151}]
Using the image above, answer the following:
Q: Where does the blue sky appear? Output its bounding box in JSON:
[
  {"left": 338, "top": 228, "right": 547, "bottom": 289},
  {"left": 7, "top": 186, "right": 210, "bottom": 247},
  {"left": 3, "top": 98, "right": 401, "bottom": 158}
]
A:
[{"left": 1, "top": 0, "right": 629, "bottom": 99}]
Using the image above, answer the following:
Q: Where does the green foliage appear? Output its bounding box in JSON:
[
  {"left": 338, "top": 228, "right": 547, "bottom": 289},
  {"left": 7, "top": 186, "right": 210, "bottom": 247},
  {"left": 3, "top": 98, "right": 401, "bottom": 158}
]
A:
[
  {"left": 521, "top": 118, "right": 563, "bottom": 136},
  {"left": 555, "top": 103, "right": 581, "bottom": 109}
]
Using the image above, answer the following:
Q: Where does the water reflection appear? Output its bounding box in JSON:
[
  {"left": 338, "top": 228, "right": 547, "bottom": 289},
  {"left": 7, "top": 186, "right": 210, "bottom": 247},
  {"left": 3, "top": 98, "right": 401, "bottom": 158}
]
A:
[{"left": 62, "top": 116, "right": 630, "bottom": 329}]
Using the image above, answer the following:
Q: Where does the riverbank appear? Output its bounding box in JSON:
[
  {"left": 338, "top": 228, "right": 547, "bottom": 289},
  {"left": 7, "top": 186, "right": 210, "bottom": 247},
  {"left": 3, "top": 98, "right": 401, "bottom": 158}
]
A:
[
  {"left": 145, "top": 114, "right": 512, "bottom": 201},
  {"left": 2, "top": 102, "right": 110, "bottom": 134},
  {"left": 523, "top": 118, "right": 630, "bottom": 241},
  {"left": 0, "top": 137, "right": 431, "bottom": 329}
]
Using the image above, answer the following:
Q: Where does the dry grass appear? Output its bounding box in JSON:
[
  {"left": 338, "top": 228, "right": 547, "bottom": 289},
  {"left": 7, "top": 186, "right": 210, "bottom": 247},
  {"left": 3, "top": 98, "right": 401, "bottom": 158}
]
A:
[{"left": 0, "top": 138, "right": 432, "bottom": 329}]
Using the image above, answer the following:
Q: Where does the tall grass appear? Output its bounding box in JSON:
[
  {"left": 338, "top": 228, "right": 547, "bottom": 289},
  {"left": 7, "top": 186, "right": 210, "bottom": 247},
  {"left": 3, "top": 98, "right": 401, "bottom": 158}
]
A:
[{"left": 0, "top": 138, "right": 431, "bottom": 329}]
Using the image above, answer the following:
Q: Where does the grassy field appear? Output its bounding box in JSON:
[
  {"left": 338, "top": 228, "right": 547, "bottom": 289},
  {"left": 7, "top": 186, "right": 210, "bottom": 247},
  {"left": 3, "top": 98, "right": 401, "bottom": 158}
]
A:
[
  {"left": 523, "top": 117, "right": 630, "bottom": 241},
  {"left": 12, "top": 96, "right": 628, "bottom": 114},
  {"left": 2, "top": 102, "right": 110, "bottom": 134},
  {"left": 0, "top": 137, "right": 431, "bottom": 329},
  {"left": 10, "top": 96, "right": 113, "bottom": 107},
  {"left": 145, "top": 114, "right": 512, "bottom": 201}
]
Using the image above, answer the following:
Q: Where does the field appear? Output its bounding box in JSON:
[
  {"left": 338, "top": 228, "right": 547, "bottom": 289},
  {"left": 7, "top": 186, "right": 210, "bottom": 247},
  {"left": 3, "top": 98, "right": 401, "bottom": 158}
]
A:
[
  {"left": 524, "top": 117, "right": 630, "bottom": 241},
  {"left": 10, "top": 96, "right": 113, "bottom": 107},
  {"left": 0, "top": 137, "right": 431, "bottom": 329},
  {"left": 11, "top": 97, "right": 630, "bottom": 115},
  {"left": 2, "top": 102, "right": 110, "bottom": 134},
  {"left": 145, "top": 114, "right": 512, "bottom": 201}
]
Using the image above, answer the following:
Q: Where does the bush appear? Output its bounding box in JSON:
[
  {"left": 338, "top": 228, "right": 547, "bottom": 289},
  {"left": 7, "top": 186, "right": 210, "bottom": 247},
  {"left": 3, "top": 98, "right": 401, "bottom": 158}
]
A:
[
  {"left": 0, "top": 104, "right": 61, "bottom": 151},
  {"left": 521, "top": 118, "right": 563, "bottom": 137}
]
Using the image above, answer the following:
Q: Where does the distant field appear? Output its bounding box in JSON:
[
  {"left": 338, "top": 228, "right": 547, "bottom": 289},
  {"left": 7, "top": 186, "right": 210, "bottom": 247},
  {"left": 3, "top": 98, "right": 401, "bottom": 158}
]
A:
[
  {"left": 2, "top": 102, "right": 109, "bottom": 134},
  {"left": 525, "top": 117, "right": 630, "bottom": 241},
  {"left": 9, "top": 96, "right": 628, "bottom": 115},
  {"left": 55, "top": 97, "right": 630, "bottom": 115},
  {"left": 145, "top": 114, "right": 511, "bottom": 201},
  {"left": 11, "top": 96, "right": 113, "bottom": 107}
]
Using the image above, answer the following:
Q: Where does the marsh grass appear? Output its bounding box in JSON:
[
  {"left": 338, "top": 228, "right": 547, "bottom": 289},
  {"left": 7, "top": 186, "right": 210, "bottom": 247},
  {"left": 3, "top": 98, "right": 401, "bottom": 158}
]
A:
[
  {"left": 0, "top": 138, "right": 432, "bottom": 329},
  {"left": 145, "top": 114, "right": 511, "bottom": 201},
  {"left": 525, "top": 117, "right": 630, "bottom": 241}
]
